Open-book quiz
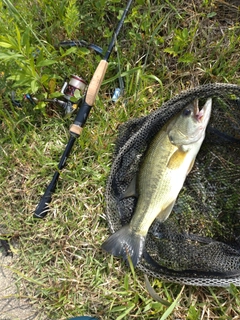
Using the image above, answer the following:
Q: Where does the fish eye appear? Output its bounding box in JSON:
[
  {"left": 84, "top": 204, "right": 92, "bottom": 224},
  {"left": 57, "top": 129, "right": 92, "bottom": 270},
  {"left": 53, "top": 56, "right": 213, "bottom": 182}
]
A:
[{"left": 182, "top": 108, "right": 191, "bottom": 117}]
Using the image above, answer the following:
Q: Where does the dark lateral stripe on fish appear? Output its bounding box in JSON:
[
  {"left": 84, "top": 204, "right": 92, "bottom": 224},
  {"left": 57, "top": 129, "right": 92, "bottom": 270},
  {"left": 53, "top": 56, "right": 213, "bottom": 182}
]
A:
[{"left": 101, "top": 225, "right": 145, "bottom": 266}]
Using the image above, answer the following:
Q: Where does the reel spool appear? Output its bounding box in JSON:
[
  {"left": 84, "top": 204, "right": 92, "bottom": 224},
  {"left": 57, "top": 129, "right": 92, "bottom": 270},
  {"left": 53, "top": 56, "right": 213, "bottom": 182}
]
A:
[
  {"left": 61, "top": 75, "right": 87, "bottom": 115},
  {"left": 61, "top": 75, "right": 87, "bottom": 100}
]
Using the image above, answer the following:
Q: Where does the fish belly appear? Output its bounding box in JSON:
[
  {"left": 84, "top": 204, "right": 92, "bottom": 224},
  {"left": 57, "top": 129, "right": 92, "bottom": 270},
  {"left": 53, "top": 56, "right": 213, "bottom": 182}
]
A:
[{"left": 130, "top": 129, "right": 199, "bottom": 236}]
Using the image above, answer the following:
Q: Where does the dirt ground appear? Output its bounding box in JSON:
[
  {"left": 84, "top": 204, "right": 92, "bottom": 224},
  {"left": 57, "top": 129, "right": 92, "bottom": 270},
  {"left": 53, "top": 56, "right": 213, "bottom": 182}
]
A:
[{"left": 0, "top": 250, "right": 41, "bottom": 320}]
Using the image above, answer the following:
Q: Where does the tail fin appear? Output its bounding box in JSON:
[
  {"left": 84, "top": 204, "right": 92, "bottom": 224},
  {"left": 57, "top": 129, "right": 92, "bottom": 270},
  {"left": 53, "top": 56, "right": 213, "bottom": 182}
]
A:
[{"left": 101, "top": 225, "right": 145, "bottom": 267}]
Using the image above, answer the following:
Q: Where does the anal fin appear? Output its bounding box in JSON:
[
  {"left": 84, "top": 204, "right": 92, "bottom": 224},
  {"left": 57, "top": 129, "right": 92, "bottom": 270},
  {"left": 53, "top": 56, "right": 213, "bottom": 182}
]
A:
[{"left": 156, "top": 200, "right": 176, "bottom": 222}]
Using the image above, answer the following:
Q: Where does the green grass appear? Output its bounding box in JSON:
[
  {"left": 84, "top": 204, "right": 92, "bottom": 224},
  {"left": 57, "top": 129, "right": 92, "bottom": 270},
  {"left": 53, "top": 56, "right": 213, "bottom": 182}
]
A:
[{"left": 1, "top": 0, "right": 240, "bottom": 319}]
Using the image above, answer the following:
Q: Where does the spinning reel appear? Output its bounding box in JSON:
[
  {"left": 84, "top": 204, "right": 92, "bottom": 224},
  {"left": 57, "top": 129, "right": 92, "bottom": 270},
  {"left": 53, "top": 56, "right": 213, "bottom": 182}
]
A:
[{"left": 11, "top": 39, "right": 123, "bottom": 115}]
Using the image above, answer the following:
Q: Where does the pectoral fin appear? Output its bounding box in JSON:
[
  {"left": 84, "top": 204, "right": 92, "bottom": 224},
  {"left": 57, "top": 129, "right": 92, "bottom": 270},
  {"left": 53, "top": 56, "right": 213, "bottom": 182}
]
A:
[
  {"left": 120, "top": 175, "right": 138, "bottom": 199},
  {"left": 168, "top": 149, "right": 196, "bottom": 174},
  {"left": 167, "top": 149, "right": 187, "bottom": 170}
]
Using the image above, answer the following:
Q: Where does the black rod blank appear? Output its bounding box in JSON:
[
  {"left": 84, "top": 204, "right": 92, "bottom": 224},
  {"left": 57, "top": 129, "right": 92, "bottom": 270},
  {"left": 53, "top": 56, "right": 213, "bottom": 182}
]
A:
[{"left": 33, "top": 0, "right": 133, "bottom": 218}]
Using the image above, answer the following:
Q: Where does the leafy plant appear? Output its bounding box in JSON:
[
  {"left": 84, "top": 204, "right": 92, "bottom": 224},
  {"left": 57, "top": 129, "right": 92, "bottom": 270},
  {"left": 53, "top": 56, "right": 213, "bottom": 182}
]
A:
[
  {"left": 63, "top": 0, "right": 81, "bottom": 38},
  {"left": 164, "top": 28, "right": 196, "bottom": 63},
  {"left": 0, "top": 26, "right": 56, "bottom": 93}
]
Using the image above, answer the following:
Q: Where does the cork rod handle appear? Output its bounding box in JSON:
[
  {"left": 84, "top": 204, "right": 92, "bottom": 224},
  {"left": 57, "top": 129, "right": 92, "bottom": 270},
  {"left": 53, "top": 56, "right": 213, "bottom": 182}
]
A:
[{"left": 85, "top": 60, "right": 109, "bottom": 106}]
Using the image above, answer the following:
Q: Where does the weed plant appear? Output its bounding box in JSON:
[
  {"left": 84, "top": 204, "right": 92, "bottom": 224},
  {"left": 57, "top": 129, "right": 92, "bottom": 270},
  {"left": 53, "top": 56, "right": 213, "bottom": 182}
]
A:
[{"left": 0, "top": 0, "right": 240, "bottom": 319}]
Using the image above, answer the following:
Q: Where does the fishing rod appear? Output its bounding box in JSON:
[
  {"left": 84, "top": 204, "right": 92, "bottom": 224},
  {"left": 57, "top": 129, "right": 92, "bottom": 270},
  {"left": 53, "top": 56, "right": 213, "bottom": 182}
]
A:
[{"left": 33, "top": 0, "right": 134, "bottom": 219}]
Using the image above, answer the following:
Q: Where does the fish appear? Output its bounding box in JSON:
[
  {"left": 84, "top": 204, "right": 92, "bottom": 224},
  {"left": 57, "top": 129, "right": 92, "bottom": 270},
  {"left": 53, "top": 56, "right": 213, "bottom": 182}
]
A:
[{"left": 102, "top": 98, "right": 212, "bottom": 266}]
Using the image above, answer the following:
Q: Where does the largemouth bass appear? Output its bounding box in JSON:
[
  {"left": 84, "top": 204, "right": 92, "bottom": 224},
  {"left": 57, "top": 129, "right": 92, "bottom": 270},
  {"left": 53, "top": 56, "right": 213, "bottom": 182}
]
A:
[{"left": 102, "top": 98, "right": 212, "bottom": 266}]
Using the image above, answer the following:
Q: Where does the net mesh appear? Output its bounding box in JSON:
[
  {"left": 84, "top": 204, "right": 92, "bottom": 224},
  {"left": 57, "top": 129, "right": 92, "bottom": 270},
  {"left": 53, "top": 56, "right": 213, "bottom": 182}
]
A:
[{"left": 104, "top": 83, "right": 240, "bottom": 287}]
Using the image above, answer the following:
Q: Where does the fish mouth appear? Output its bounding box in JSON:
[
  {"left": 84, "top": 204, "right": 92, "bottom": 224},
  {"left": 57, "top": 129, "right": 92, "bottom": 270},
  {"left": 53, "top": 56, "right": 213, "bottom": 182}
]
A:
[{"left": 194, "top": 98, "right": 212, "bottom": 126}]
